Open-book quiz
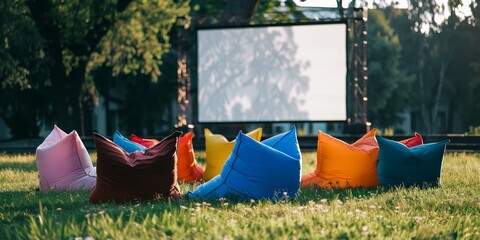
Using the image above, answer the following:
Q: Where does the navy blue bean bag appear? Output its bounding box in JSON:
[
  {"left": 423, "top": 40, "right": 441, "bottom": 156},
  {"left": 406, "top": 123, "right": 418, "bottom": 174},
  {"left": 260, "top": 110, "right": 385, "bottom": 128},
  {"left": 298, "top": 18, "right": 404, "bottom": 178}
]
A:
[
  {"left": 113, "top": 130, "right": 146, "bottom": 154},
  {"left": 188, "top": 126, "right": 301, "bottom": 201},
  {"left": 377, "top": 136, "right": 450, "bottom": 187}
]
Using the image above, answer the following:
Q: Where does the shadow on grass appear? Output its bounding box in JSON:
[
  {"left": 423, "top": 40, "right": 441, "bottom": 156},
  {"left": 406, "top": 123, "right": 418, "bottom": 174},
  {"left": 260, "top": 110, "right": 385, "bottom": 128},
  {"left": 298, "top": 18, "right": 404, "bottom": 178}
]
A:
[
  {"left": 294, "top": 186, "right": 390, "bottom": 204},
  {"left": 175, "top": 186, "right": 394, "bottom": 209},
  {"left": 0, "top": 161, "right": 38, "bottom": 172},
  {"left": 0, "top": 184, "right": 400, "bottom": 227},
  {"left": 0, "top": 190, "right": 92, "bottom": 221}
]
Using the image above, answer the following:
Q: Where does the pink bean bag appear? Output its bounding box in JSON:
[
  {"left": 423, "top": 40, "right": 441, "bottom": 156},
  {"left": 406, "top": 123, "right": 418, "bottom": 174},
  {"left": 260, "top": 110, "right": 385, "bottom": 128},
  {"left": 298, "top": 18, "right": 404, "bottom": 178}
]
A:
[{"left": 36, "top": 125, "right": 96, "bottom": 192}]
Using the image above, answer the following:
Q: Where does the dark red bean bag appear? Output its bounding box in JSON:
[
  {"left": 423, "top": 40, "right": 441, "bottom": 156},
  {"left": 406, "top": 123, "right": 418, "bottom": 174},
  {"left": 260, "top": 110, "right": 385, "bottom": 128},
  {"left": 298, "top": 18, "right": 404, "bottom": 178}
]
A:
[
  {"left": 89, "top": 131, "right": 182, "bottom": 203},
  {"left": 131, "top": 132, "right": 205, "bottom": 182}
]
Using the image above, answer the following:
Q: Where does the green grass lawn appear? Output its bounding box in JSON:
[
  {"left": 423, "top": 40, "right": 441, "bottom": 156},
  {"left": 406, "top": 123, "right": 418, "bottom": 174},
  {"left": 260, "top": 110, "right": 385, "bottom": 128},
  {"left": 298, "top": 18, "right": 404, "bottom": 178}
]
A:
[{"left": 0, "top": 152, "right": 479, "bottom": 239}]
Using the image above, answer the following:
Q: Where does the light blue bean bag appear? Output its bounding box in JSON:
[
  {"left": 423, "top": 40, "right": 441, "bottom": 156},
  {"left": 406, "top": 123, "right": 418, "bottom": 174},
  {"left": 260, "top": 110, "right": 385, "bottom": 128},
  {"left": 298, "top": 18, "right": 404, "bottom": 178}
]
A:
[
  {"left": 113, "top": 130, "right": 147, "bottom": 154},
  {"left": 377, "top": 136, "right": 450, "bottom": 187},
  {"left": 188, "top": 126, "right": 302, "bottom": 201}
]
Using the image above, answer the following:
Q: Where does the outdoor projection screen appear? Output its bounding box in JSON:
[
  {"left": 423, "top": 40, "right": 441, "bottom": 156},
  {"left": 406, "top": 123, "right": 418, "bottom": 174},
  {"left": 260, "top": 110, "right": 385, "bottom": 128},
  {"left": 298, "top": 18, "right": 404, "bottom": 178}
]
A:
[{"left": 197, "top": 22, "right": 347, "bottom": 122}]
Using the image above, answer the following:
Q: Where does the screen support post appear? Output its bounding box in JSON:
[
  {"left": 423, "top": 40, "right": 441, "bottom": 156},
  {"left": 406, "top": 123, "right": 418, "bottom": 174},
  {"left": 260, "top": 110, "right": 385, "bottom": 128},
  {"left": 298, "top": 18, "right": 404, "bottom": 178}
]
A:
[
  {"left": 350, "top": 4, "right": 369, "bottom": 128},
  {"left": 175, "top": 20, "right": 192, "bottom": 131}
]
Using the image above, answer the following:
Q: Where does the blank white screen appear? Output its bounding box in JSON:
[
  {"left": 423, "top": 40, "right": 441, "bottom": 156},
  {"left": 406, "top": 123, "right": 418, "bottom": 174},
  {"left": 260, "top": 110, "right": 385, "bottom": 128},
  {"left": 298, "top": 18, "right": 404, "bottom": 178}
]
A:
[{"left": 197, "top": 23, "right": 346, "bottom": 122}]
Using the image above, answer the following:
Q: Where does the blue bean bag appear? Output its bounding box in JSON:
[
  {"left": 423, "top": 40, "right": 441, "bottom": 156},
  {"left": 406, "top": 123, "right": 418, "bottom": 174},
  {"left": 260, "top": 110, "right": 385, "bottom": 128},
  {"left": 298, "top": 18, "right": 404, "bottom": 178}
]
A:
[
  {"left": 188, "top": 126, "right": 302, "bottom": 201},
  {"left": 377, "top": 136, "right": 450, "bottom": 187},
  {"left": 113, "top": 130, "right": 146, "bottom": 154}
]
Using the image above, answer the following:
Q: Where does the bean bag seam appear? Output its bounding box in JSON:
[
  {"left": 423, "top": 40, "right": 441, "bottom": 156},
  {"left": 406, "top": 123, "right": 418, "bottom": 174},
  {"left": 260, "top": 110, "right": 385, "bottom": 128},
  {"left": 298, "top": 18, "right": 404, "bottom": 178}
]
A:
[
  {"left": 198, "top": 140, "right": 244, "bottom": 198},
  {"left": 72, "top": 131, "right": 91, "bottom": 177}
]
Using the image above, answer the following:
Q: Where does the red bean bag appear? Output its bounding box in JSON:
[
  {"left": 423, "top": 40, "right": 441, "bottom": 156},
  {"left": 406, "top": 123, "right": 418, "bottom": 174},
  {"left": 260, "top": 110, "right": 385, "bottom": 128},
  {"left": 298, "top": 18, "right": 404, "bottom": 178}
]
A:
[
  {"left": 130, "top": 134, "right": 160, "bottom": 148},
  {"left": 399, "top": 132, "right": 423, "bottom": 147}
]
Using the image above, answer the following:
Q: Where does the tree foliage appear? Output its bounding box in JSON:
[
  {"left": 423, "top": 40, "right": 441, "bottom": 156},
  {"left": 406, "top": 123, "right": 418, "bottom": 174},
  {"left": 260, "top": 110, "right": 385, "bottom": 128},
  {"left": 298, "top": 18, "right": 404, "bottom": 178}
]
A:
[
  {"left": 385, "top": 0, "right": 480, "bottom": 133},
  {"left": 89, "top": 1, "right": 189, "bottom": 82},
  {"left": 2, "top": 0, "right": 479, "bottom": 138},
  {"left": 367, "top": 9, "right": 413, "bottom": 129},
  {"left": 88, "top": 0, "right": 189, "bottom": 135},
  {"left": 0, "top": 0, "right": 51, "bottom": 139},
  {"left": 0, "top": 0, "right": 189, "bottom": 138}
]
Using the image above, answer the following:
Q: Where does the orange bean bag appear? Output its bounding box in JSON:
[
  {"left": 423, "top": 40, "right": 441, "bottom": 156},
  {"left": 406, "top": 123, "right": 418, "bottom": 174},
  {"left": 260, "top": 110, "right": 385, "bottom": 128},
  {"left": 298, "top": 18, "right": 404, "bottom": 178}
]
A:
[
  {"left": 203, "top": 128, "right": 263, "bottom": 181},
  {"left": 131, "top": 132, "right": 204, "bottom": 182},
  {"left": 399, "top": 132, "right": 423, "bottom": 147},
  {"left": 301, "top": 129, "right": 380, "bottom": 188},
  {"left": 177, "top": 132, "right": 204, "bottom": 182}
]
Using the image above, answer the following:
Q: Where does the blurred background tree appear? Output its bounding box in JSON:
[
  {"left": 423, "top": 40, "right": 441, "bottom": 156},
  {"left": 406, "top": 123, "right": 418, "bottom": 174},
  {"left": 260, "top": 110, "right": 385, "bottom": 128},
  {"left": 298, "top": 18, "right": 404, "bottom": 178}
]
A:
[
  {"left": 1, "top": 0, "right": 479, "bottom": 139},
  {"left": 88, "top": 0, "right": 189, "bottom": 135},
  {"left": 0, "top": 0, "right": 51, "bottom": 139},
  {"left": 385, "top": 0, "right": 480, "bottom": 133},
  {"left": 366, "top": 9, "right": 413, "bottom": 131},
  {"left": 0, "top": 0, "right": 188, "bottom": 138}
]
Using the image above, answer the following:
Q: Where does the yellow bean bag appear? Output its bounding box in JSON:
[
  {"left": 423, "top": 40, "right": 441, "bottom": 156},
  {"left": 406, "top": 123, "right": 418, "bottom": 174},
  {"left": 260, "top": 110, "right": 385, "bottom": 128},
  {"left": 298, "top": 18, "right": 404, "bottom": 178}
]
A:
[
  {"left": 203, "top": 128, "right": 262, "bottom": 181},
  {"left": 301, "top": 129, "right": 379, "bottom": 188}
]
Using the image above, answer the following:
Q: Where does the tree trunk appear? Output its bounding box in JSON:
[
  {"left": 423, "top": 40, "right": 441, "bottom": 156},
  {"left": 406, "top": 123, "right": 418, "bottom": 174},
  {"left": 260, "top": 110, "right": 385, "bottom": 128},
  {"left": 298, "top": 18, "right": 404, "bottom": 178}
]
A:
[
  {"left": 431, "top": 58, "right": 449, "bottom": 133},
  {"left": 430, "top": 30, "right": 454, "bottom": 133},
  {"left": 417, "top": 41, "right": 431, "bottom": 133},
  {"left": 447, "top": 97, "right": 455, "bottom": 132},
  {"left": 71, "top": 60, "right": 88, "bottom": 136},
  {"left": 26, "top": 0, "right": 132, "bottom": 134},
  {"left": 105, "top": 77, "right": 112, "bottom": 136}
]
